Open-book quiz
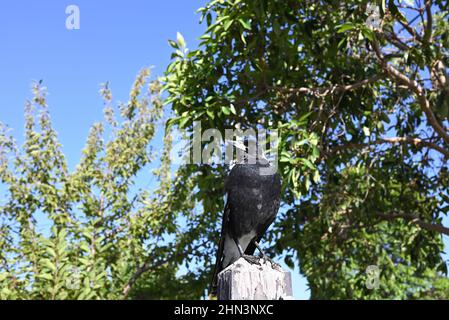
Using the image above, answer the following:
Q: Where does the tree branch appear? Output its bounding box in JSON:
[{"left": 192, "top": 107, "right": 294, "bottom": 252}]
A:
[
  {"left": 376, "top": 211, "right": 449, "bottom": 236},
  {"left": 397, "top": 16, "right": 423, "bottom": 42},
  {"left": 371, "top": 36, "right": 449, "bottom": 144},
  {"left": 423, "top": 0, "right": 433, "bottom": 44},
  {"left": 270, "top": 74, "right": 384, "bottom": 96},
  {"left": 122, "top": 255, "right": 170, "bottom": 298},
  {"left": 122, "top": 241, "right": 207, "bottom": 298},
  {"left": 323, "top": 136, "right": 449, "bottom": 159},
  {"left": 382, "top": 136, "right": 449, "bottom": 158},
  {"left": 382, "top": 31, "right": 411, "bottom": 51}
]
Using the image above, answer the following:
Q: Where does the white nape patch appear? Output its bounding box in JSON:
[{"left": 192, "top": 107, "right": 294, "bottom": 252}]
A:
[{"left": 257, "top": 204, "right": 262, "bottom": 210}]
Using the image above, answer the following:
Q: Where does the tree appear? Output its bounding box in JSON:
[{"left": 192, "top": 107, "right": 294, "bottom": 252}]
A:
[
  {"left": 164, "top": 0, "right": 449, "bottom": 298},
  {"left": 0, "top": 69, "right": 206, "bottom": 299}
]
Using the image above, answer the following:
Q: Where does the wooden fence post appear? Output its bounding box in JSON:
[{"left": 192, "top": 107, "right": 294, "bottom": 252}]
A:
[{"left": 217, "top": 257, "right": 293, "bottom": 300}]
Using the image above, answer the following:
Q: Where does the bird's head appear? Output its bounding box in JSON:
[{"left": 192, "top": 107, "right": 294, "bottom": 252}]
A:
[{"left": 226, "top": 138, "right": 270, "bottom": 169}]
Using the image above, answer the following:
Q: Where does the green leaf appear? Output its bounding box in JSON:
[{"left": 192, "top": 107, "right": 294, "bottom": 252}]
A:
[
  {"left": 224, "top": 19, "right": 233, "bottom": 31},
  {"left": 41, "top": 259, "right": 57, "bottom": 272},
  {"left": 313, "top": 170, "right": 321, "bottom": 183},
  {"left": 300, "top": 158, "right": 315, "bottom": 170},
  {"left": 380, "top": 0, "right": 386, "bottom": 16},
  {"left": 168, "top": 40, "right": 178, "bottom": 49},
  {"left": 221, "top": 106, "right": 231, "bottom": 115},
  {"left": 298, "top": 112, "right": 313, "bottom": 122},
  {"left": 336, "top": 23, "right": 356, "bottom": 33},
  {"left": 229, "top": 104, "right": 237, "bottom": 115},
  {"left": 37, "top": 273, "right": 54, "bottom": 281},
  {"left": 240, "top": 32, "right": 247, "bottom": 45},
  {"left": 179, "top": 116, "right": 190, "bottom": 129},
  {"left": 305, "top": 177, "right": 311, "bottom": 191},
  {"left": 176, "top": 32, "right": 186, "bottom": 48},
  {"left": 46, "top": 247, "right": 57, "bottom": 258},
  {"left": 206, "top": 110, "right": 215, "bottom": 120},
  {"left": 388, "top": 1, "right": 407, "bottom": 22},
  {"left": 238, "top": 19, "right": 251, "bottom": 30},
  {"left": 363, "top": 126, "right": 370, "bottom": 136},
  {"left": 361, "top": 27, "right": 374, "bottom": 41}
]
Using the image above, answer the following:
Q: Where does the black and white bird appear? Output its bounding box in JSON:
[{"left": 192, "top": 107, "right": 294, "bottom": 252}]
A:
[{"left": 210, "top": 140, "right": 281, "bottom": 295}]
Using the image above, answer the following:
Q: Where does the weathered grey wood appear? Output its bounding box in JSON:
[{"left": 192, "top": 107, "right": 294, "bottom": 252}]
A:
[{"left": 217, "top": 257, "right": 293, "bottom": 300}]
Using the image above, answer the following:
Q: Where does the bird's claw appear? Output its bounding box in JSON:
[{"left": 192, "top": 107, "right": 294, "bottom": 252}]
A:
[
  {"left": 261, "top": 255, "right": 282, "bottom": 270},
  {"left": 242, "top": 254, "right": 261, "bottom": 266}
]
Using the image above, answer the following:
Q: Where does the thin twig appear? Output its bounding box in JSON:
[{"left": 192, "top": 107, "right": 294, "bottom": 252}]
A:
[
  {"left": 376, "top": 211, "right": 449, "bottom": 236},
  {"left": 122, "top": 240, "right": 207, "bottom": 298},
  {"left": 323, "top": 136, "right": 449, "bottom": 159},
  {"left": 371, "top": 36, "right": 449, "bottom": 144},
  {"left": 270, "top": 74, "right": 384, "bottom": 96}
]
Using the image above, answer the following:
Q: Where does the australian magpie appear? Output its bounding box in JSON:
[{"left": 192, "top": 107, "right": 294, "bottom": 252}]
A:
[{"left": 210, "top": 141, "right": 281, "bottom": 295}]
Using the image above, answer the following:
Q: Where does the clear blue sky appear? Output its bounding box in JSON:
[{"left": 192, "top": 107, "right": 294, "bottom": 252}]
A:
[
  {"left": 0, "top": 1, "right": 207, "bottom": 168},
  {"left": 0, "top": 1, "right": 310, "bottom": 299}
]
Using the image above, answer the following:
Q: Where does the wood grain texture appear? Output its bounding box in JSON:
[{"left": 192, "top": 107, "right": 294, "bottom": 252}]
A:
[{"left": 217, "top": 257, "right": 293, "bottom": 300}]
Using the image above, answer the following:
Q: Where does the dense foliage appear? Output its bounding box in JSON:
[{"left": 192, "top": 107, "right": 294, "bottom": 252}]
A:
[
  {"left": 164, "top": 0, "right": 449, "bottom": 298},
  {"left": 0, "top": 70, "right": 206, "bottom": 299}
]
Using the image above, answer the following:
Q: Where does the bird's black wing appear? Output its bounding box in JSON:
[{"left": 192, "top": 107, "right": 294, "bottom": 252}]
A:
[
  {"left": 209, "top": 197, "right": 231, "bottom": 295},
  {"left": 244, "top": 197, "right": 280, "bottom": 255}
]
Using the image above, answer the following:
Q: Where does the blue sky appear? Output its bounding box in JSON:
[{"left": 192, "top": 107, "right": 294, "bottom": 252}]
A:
[
  {"left": 0, "top": 1, "right": 206, "bottom": 167},
  {"left": 0, "top": 1, "right": 310, "bottom": 299}
]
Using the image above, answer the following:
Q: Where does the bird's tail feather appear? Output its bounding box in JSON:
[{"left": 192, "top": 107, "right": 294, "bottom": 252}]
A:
[
  {"left": 209, "top": 202, "right": 230, "bottom": 297},
  {"left": 209, "top": 238, "right": 223, "bottom": 296}
]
